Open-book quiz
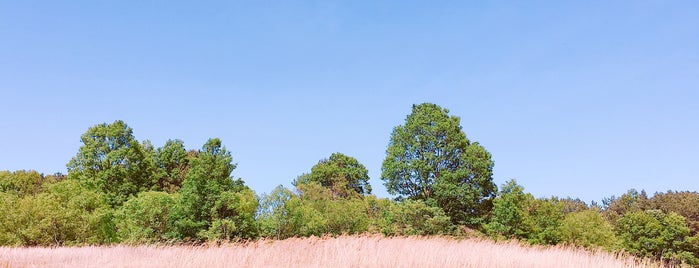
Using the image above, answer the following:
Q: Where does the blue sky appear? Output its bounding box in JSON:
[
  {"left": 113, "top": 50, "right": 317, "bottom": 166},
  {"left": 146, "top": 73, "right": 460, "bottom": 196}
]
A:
[{"left": 1, "top": 1, "right": 697, "bottom": 203}]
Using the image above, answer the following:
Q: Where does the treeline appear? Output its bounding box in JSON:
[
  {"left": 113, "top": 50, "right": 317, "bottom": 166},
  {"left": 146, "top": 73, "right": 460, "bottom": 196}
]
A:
[{"left": 0, "top": 103, "right": 697, "bottom": 265}]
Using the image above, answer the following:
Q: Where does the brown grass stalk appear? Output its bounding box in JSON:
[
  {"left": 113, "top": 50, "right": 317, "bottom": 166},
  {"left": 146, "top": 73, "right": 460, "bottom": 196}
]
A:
[{"left": 0, "top": 235, "right": 659, "bottom": 268}]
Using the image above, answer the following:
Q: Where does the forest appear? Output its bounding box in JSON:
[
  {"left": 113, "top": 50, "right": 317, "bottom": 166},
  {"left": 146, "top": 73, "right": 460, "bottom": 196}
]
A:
[{"left": 1, "top": 103, "right": 697, "bottom": 266}]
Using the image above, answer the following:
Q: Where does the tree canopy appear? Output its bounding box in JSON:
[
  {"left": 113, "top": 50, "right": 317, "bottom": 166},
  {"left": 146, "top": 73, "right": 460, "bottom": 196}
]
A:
[
  {"left": 295, "top": 153, "right": 371, "bottom": 198},
  {"left": 381, "top": 103, "right": 496, "bottom": 225},
  {"left": 171, "top": 138, "right": 257, "bottom": 241},
  {"left": 2, "top": 105, "right": 698, "bottom": 265},
  {"left": 66, "top": 120, "right": 157, "bottom": 206}
]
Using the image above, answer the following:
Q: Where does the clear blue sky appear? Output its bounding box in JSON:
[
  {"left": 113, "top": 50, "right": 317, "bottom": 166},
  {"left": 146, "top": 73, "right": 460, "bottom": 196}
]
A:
[{"left": 1, "top": 1, "right": 697, "bottom": 203}]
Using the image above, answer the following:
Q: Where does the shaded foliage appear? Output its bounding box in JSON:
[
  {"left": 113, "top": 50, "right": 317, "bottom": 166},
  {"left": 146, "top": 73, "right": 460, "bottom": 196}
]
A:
[{"left": 153, "top": 139, "right": 191, "bottom": 193}]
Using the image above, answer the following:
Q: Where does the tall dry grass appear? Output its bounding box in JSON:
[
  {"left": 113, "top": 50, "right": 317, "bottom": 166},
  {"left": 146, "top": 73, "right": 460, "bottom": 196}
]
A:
[{"left": 0, "top": 235, "right": 658, "bottom": 268}]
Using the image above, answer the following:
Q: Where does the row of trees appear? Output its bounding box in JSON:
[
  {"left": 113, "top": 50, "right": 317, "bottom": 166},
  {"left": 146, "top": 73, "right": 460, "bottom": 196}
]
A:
[
  {"left": 486, "top": 180, "right": 699, "bottom": 264},
  {"left": 0, "top": 103, "right": 697, "bottom": 265}
]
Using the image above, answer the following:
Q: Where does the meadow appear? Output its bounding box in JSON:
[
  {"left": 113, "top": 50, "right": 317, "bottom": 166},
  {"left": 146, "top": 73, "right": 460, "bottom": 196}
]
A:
[{"left": 0, "top": 235, "right": 656, "bottom": 268}]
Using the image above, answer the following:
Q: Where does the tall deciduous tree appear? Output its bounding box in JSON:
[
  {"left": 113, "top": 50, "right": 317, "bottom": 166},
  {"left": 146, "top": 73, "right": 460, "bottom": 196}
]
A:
[
  {"left": 296, "top": 153, "right": 371, "bottom": 198},
  {"left": 171, "top": 138, "right": 257, "bottom": 241},
  {"left": 66, "top": 120, "right": 157, "bottom": 206},
  {"left": 381, "top": 103, "right": 496, "bottom": 226}
]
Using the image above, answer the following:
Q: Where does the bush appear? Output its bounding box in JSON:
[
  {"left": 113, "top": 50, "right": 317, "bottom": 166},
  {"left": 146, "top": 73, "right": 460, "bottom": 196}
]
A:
[
  {"left": 560, "top": 209, "right": 620, "bottom": 251},
  {"left": 115, "top": 191, "right": 177, "bottom": 243},
  {"left": 379, "top": 199, "right": 453, "bottom": 236},
  {"left": 0, "top": 180, "right": 115, "bottom": 246}
]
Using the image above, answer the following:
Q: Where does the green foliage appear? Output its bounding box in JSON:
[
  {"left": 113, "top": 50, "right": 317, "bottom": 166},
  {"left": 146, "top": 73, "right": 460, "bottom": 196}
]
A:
[
  {"left": 298, "top": 182, "right": 370, "bottom": 235},
  {"left": 558, "top": 197, "right": 589, "bottom": 213},
  {"left": 381, "top": 103, "right": 496, "bottom": 226},
  {"left": 487, "top": 180, "right": 566, "bottom": 245},
  {"left": 285, "top": 195, "right": 328, "bottom": 237},
  {"left": 258, "top": 185, "right": 295, "bottom": 239},
  {"left": 115, "top": 191, "right": 177, "bottom": 243},
  {"left": 66, "top": 120, "right": 158, "bottom": 206},
  {"left": 0, "top": 180, "right": 115, "bottom": 246},
  {"left": 615, "top": 210, "right": 696, "bottom": 264},
  {"left": 560, "top": 209, "right": 620, "bottom": 251},
  {"left": 201, "top": 188, "right": 259, "bottom": 240},
  {"left": 602, "top": 189, "right": 649, "bottom": 222},
  {"left": 486, "top": 179, "right": 533, "bottom": 240},
  {"left": 48, "top": 179, "right": 117, "bottom": 244},
  {"left": 4, "top": 117, "right": 699, "bottom": 264},
  {"left": 0, "top": 170, "right": 60, "bottom": 197},
  {"left": 526, "top": 198, "right": 564, "bottom": 245},
  {"left": 295, "top": 153, "right": 371, "bottom": 198},
  {"left": 378, "top": 199, "right": 453, "bottom": 236},
  {"left": 170, "top": 138, "right": 258, "bottom": 241},
  {"left": 259, "top": 181, "right": 452, "bottom": 239},
  {"left": 154, "top": 139, "right": 191, "bottom": 193},
  {"left": 0, "top": 192, "right": 21, "bottom": 245},
  {"left": 647, "top": 191, "right": 699, "bottom": 234}
]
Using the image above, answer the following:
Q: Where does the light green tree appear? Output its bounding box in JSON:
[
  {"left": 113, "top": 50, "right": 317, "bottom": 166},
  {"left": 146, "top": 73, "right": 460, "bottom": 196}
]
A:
[
  {"left": 0, "top": 170, "right": 61, "bottom": 197},
  {"left": 258, "top": 185, "right": 295, "bottom": 239},
  {"left": 486, "top": 179, "right": 533, "bottom": 240},
  {"left": 381, "top": 103, "right": 496, "bottom": 226},
  {"left": 560, "top": 209, "right": 620, "bottom": 251},
  {"left": 0, "top": 180, "right": 115, "bottom": 246},
  {"left": 66, "top": 120, "right": 157, "bottom": 206},
  {"left": 526, "top": 198, "right": 564, "bottom": 245},
  {"left": 115, "top": 191, "right": 177, "bottom": 243}
]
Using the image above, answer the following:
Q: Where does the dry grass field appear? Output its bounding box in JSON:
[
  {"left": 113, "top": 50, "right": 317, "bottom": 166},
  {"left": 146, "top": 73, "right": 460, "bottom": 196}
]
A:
[{"left": 0, "top": 235, "right": 657, "bottom": 268}]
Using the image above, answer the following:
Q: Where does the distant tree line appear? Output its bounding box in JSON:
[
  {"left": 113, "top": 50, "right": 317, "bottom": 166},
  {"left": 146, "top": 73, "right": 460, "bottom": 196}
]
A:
[{"left": 1, "top": 103, "right": 697, "bottom": 265}]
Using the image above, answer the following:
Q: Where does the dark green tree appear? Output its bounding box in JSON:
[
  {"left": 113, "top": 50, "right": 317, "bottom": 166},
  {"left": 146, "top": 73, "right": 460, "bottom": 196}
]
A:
[
  {"left": 602, "top": 189, "right": 649, "bottom": 222},
  {"left": 154, "top": 139, "right": 191, "bottom": 193},
  {"left": 647, "top": 191, "right": 699, "bottom": 234},
  {"left": 66, "top": 120, "right": 157, "bottom": 206},
  {"left": 295, "top": 153, "right": 371, "bottom": 198},
  {"left": 616, "top": 210, "right": 696, "bottom": 264},
  {"left": 171, "top": 138, "right": 257, "bottom": 241},
  {"left": 381, "top": 103, "right": 496, "bottom": 226}
]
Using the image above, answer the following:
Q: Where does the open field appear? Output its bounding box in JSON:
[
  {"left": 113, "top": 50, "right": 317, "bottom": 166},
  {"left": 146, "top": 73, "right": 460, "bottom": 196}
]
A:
[{"left": 0, "top": 236, "right": 656, "bottom": 268}]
